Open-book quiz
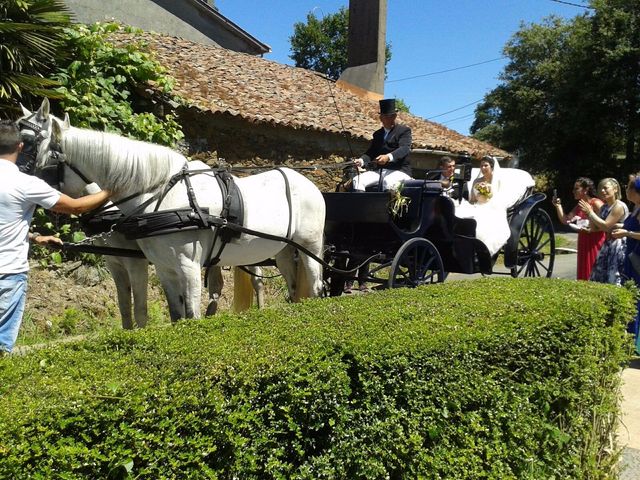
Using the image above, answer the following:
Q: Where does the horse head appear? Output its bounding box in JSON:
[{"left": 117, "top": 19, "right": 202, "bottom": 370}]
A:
[{"left": 16, "top": 98, "right": 91, "bottom": 197}]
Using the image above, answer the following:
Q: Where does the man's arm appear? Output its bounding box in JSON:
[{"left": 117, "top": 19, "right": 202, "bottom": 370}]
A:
[
  {"left": 49, "top": 190, "right": 111, "bottom": 215},
  {"left": 387, "top": 126, "right": 412, "bottom": 162},
  {"left": 360, "top": 129, "right": 385, "bottom": 165}
]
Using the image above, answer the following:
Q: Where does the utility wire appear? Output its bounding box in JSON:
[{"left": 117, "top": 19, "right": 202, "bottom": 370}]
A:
[
  {"left": 440, "top": 112, "right": 476, "bottom": 125},
  {"left": 387, "top": 57, "right": 506, "bottom": 83},
  {"left": 427, "top": 99, "right": 483, "bottom": 120},
  {"left": 549, "top": 0, "right": 594, "bottom": 9}
]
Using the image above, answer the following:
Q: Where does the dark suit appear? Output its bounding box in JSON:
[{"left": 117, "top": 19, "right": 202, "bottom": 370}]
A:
[{"left": 361, "top": 124, "right": 412, "bottom": 176}]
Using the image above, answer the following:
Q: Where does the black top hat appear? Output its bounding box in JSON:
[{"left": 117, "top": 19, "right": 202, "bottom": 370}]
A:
[{"left": 379, "top": 99, "right": 397, "bottom": 115}]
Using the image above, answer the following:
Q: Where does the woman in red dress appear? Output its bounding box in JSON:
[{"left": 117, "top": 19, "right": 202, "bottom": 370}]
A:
[{"left": 553, "top": 177, "right": 605, "bottom": 280}]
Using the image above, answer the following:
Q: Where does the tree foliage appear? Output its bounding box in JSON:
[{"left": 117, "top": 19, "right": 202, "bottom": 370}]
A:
[
  {"left": 471, "top": 0, "right": 639, "bottom": 188},
  {"left": 289, "top": 7, "right": 392, "bottom": 81},
  {"left": 52, "top": 23, "right": 184, "bottom": 146},
  {"left": 0, "top": 0, "right": 71, "bottom": 116}
]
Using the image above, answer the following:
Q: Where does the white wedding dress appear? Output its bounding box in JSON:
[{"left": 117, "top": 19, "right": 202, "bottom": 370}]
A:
[{"left": 454, "top": 160, "right": 511, "bottom": 256}]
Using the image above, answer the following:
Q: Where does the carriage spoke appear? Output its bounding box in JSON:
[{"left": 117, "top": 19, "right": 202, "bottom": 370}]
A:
[
  {"left": 535, "top": 259, "right": 550, "bottom": 275},
  {"left": 513, "top": 208, "right": 555, "bottom": 279},
  {"left": 537, "top": 236, "right": 551, "bottom": 251},
  {"left": 388, "top": 238, "right": 443, "bottom": 288}
]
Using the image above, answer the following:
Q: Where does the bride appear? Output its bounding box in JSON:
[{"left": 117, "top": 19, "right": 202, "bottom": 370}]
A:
[{"left": 454, "top": 156, "right": 510, "bottom": 255}]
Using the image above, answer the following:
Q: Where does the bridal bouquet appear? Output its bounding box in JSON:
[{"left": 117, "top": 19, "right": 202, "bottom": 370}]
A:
[{"left": 475, "top": 182, "right": 493, "bottom": 202}]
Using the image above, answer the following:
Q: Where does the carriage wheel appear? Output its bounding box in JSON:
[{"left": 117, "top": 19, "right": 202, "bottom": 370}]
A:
[
  {"left": 511, "top": 208, "right": 555, "bottom": 278},
  {"left": 388, "top": 238, "right": 444, "bottom": 288}
]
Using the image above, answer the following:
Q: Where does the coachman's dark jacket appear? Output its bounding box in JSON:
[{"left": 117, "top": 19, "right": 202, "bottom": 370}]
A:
[{"left": 361, "top": 124, "right": 412, "bottom": 176}]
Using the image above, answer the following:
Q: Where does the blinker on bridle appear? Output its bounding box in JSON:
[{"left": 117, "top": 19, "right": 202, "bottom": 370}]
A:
[
  {"left": 16, "top": 114, "right": 92, "bottom": 190},
  {"left": 16, "top": 115, "right": 47, "bottom": 176}
]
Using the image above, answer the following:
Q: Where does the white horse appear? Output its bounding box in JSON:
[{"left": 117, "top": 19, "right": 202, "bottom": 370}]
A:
[
  {"left": 21, "top": 99, "right": 325, "bottom": 321},
  {"left": 81, "top": 184, "right": 266, "bottom": 328}
]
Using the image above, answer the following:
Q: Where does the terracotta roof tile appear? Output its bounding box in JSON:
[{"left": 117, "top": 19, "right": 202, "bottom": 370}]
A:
[{"left": 121, "top": 32, "right": 508, "bottom": 158}]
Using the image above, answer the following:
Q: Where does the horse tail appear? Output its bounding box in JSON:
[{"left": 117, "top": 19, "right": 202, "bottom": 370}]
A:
[{"left": 233, "top": 267, "right": 254, "bottom": 312}]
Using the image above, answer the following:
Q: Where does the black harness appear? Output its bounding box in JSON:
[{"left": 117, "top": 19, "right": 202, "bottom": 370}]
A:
[
  {"left": 111, "top": 165, "right": 248, "bottom": 267},
  {"left": 16, "top": 114, "right": 49, "bottom": 176}
]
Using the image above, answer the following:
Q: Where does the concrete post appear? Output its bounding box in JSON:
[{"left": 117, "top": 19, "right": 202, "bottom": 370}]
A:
[{"left": 337, "top": 0, "right": 387, "bottom": 99}]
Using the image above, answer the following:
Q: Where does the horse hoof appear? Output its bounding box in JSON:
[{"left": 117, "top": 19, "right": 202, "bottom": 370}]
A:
[{"left": 206, "top": 302, "right": 218, "bottom": 316}]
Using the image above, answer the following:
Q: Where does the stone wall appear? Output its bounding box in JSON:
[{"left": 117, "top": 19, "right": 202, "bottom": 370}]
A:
[
  {"left": 176, "top": 108, "right": 462, "bottom": 191},
  {"left": 178, "top": 108, "right": 370, "bottom": 191}
]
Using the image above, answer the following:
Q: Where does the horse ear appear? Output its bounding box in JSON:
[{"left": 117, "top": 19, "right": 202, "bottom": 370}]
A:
[
  {"left": 35, "top": 98, "right": 50, "bottom": 122},
  {"left": 62, "top": 113, "right": 71, "bottom": 130},
  {"left": 51, "top": 118, "right": 63, "bottom": 143},
  {"left": 20, "top": 103, "right": 32, "bottom": 117}
]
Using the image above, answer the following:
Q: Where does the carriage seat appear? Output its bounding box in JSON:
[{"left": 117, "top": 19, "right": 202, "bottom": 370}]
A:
[
  {"left": 363, "top": 178, "right": 443, "bottom": 194},
  {"left": 400, "top": 179, "right": 443, "bottom": 194},
  {"left": 467, "top": 167, "right": 535, "bottom": 208}
]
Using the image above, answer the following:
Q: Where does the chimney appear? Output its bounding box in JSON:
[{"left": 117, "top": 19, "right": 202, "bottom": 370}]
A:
[{"left": 337, "top": 0, "right": 387, "bottom": 100}]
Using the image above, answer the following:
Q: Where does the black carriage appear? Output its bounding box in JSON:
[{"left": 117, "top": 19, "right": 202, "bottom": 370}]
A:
[{"left": 322, "top": 169, "right": 555, "bottom": 296}]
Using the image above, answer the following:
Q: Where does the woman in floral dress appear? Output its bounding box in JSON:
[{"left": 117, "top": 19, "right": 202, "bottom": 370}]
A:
[{"left": 581, "top": 178, "right": 628, "bottom": 285}]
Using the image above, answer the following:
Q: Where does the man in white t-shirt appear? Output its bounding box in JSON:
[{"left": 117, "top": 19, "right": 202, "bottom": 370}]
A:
[{"left": 0, "top": 120, "right": 111, "bottom": 354}]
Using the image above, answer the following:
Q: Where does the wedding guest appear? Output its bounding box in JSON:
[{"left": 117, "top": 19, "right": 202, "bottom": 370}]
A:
[
  {"left": 611, "top": 174, "right": 640, "bottom": 352},
  {"left": 553, "top": 177, "right": 605, "bottom": 280},
  {"left": 580, "top": 178, "right": 628, "bottom": 285}
]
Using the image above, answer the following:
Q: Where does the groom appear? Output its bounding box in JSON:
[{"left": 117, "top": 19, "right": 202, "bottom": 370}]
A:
[{"left": 352, "top": 99, "right": 412, "bottom": 191}]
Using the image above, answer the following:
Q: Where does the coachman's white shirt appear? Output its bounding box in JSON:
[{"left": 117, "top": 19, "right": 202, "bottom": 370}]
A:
[{"left": 0, "top": 160, "right": 60, "bottom": 273}]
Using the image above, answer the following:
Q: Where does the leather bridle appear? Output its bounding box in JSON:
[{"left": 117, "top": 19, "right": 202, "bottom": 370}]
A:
[{"left": 16, "top": 113, "right": 92, "bottom": 190}]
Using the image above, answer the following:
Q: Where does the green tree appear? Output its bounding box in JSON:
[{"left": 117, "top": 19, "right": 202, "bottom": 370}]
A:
[
  {"left": 471, "top": 0, "right": 639, "bottom": 187},
  {"left": 52, "top": 23, "right": 184, "bottom": 146},
  {"left": 589, "top": 0, "right": 640, "bottom": 172},
  {"left": 289, "top": 7, "right": 392, "bottom": 81},
  {"left": 0, "top": 0, "right": 71, "bottom": 116},
  {"left": 395, "top": 97, "right": 410, "bottom": 113}
]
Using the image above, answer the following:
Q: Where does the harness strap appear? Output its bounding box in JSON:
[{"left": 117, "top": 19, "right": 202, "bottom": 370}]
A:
[
  {"left": 204, "top": 173, "right": 229, "bottom": 272},
  {"left": 205, "top": 170, "right": 245, "bottom": 275},
  {"left": 205, "top": 169, "right": 291, "bottom": 271},
  {"left": 275, "top": 168, "right": 293, "bottom": 239},
  {"left": 182, "top": 164, "right": 208, "bottom": 228}
]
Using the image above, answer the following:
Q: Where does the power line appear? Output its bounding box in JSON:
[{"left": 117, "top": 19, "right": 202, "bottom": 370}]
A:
[
  {"left": 549, "top": 0, "right": 594, "bottom": 9},
  {"left": 427, "top": 99, "right": 483, "bottom": 120},
  {"left": 387, "top": 57, "right": 507, "bottom": 83},
  {"left": 439, "top": 112, "right": 476, "bottom": 125}
]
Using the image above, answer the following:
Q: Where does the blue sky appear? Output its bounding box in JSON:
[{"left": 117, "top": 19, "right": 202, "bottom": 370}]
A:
[{"left": 215, "top": 0, "right": 588, "bottom": 136}]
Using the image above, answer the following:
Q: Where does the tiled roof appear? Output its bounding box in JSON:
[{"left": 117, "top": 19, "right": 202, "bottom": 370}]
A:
[{"left": 125, "top": 32, "right": 508, "bottom": 158}]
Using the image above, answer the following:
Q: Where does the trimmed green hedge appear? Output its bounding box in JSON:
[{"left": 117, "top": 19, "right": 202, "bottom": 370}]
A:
[{"left": 0, "top": 278, "right": 634, "bottom": 479}]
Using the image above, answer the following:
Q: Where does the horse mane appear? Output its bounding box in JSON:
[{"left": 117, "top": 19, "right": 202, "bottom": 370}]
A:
[{"left": 61, "top": 127, "right": 187, "bottom": 194}]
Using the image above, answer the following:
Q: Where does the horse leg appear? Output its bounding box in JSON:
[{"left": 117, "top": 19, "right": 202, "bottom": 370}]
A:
[
  {"left": 206, "top": 266, "right": 223, "bottom": 316},
  {"left": 105, "top": 257, "right": 135, "bottom": 330},
  {"left": 124, "top": 257, "right": 149, "bottom": 328},
  {"left": 250, "top": 266, "right": 265, "bottom": 308},
  {"left": 156, "top": 268, "right": 186, "bottom": 322},
  {"left": 182, "top": 261, "right": 202, "bottom": 319},
  {"left": 293, "top": 238, "right": 324, "bottom": 301},
  {"left": 275, "top": 246, "right": 297, "bottom": 301},
  {"left": 232, "top": 267, "right": 255, "bottom": 312}
]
